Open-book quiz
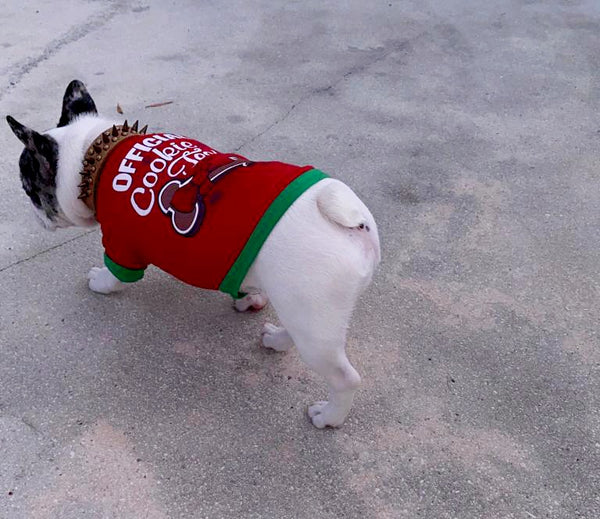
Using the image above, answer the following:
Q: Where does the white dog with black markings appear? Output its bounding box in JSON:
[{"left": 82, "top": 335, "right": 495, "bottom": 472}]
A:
[{"left": 6, "top": 80, "right": 380, "bottom": 428}]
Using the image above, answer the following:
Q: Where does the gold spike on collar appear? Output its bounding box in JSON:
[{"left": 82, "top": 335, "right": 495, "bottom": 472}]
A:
[{"left": 78, "top": 120, "right": 148, "bottom": 212}]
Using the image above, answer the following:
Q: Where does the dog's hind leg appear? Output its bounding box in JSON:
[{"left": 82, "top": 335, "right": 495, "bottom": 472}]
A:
[
  {"left": 261, "top": 323, "right": 294, "bottom": 352},
  {"left": 299, "top": 338, "right": 361, "bottom": 429},
  {"left": 254, "top": 261, "right": 364, "bottom": 427},
  {"left": 268, "top": 292, "right": 361, "bottom": 428},
  {"left": 243, "top": 178, "right": 379, "bottom": 427},
  {"left": 233, "top": 292, "right": 268, "bottom": 312},
  {"left": 248, "top": 250, "right": 363, "bottom": 426}
]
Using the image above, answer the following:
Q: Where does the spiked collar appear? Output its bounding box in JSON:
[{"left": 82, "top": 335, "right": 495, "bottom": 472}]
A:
[{"left": 78, "top": 120, "right": 148, "bottom": 212}]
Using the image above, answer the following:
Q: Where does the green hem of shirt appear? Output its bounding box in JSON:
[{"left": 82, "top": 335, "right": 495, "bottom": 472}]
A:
[
  {"left": 219, "top": 168, "right": 328, "bottom": 298},
  {"left": 104, "top": 253, "right": 146, "bottom": 282}
]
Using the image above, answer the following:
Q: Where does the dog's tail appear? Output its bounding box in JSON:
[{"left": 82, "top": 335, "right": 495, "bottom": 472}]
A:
[{"left": 316, "top": 180, "right": 381, "bottom": 264}]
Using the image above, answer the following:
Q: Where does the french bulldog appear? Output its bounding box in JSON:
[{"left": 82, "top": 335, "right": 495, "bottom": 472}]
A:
[{"left": 6, "top": 80, "right": 380, "bottom": 428}]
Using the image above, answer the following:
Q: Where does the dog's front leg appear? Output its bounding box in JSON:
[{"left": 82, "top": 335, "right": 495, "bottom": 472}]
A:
[{"left": 87, "top": 267, "right": 125, "bottom": 294}]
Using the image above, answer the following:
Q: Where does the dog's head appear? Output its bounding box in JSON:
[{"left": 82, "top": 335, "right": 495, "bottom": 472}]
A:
[{"left": 6, "top": 80, "right": 98, "bottom": 230}]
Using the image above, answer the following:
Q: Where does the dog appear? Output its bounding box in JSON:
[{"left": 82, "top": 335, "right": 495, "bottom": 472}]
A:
[{"left": 6, "top": 80, "right": 380, "bottom": 428}]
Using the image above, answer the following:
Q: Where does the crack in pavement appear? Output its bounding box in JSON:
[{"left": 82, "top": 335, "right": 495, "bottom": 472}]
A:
[
  {"left": 0, "top": 0, "right": 132, "bottom": 102},
  {"left": 0, "top": 229, "right": 97, "bottom": 275},
  {"left": 234, "top": 38, "right": 414, "bottom": 152}
]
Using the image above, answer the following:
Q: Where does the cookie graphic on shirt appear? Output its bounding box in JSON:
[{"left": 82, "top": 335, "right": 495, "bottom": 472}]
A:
[{"left": 158, "top": 157, "right": 253, "bottom": 237}]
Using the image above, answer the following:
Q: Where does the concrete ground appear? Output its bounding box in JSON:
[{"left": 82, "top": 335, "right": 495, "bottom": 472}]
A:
[{"left": 1, "top": 0, "right": 599, "bottom": 517}]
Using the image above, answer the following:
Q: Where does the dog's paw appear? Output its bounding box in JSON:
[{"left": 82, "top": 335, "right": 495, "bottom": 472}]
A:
[
  {"left": 308, "top": 401, "right": 347, "bottom": 428},
  {"left": 261, "top": 323, "right": 294, "bottom": 352},
  {"left": 88, "top": 266, "right": 123, "bottom": 294},
  {"left": 234, "top": 293, "right": 268, "bottom": 312}
]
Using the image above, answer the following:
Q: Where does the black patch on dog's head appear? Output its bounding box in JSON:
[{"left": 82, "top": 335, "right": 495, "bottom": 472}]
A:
[
  {"left": 6, "top": 115, "right": 60, "bottom": 220},
  {"left": 57, "top": 79, "right": 97, "bottom": 127}
]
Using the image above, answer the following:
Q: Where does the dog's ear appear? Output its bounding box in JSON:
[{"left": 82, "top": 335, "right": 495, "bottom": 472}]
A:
[
  {"left": 7, "top": 115, "right": 43, "bottom": 149},
  {"left": 6, "top": 115, "right": 58, "bottom": 181},
  {"left": 57, "top": 79, "right": 98, "bottom": 127},
  {"left": 6, "top": 114, "right": 59, "bottom": 221}
]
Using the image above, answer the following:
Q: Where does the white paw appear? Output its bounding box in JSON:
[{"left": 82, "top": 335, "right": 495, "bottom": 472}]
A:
[
  {"left": 87, "top": 266, "right": 123, "bottom": 294},
  {"left": 234, "top": 293, "right": 268, "bottom": 312},
  {"left": 261, "top": 323, "right": 294, "bottom": 352},
  {"left": 308, "top": 401, "right": 347, "bottom": 428}
]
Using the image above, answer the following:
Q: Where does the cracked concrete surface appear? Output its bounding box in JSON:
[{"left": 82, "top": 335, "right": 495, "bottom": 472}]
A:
[{"left": 1, "top": 1, "right": 599, "bottom": 518}]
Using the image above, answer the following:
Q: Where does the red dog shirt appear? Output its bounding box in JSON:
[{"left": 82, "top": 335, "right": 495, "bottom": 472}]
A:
[{"left": 94, "top": 133, "right": 327, "bottom": 297}]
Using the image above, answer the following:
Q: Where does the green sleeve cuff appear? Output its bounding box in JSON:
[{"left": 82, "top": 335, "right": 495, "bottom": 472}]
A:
[{"left": 104, "top": 253, "right": 146, "bottom": 282}]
